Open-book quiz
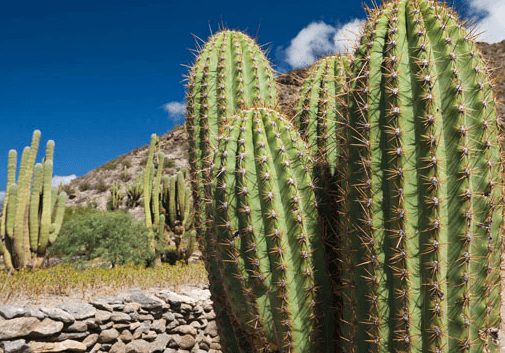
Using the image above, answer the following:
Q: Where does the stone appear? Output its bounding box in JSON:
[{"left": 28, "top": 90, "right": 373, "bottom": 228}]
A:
[
  {"left": 28, "top": 340, "right": 87, "bottom": 352},
  {"left": 119, "top": 329, "right": 133, "bottom": 343},
  {"left": 162, "top": 349, "right": 177, "bottom": 353},
  {"left": 0, "top": 339, "right": 30, "bottom": 353},
  {"left": 149, "top": 333, "right": 171, "bottom": 353},
  {"left": 64, "top": 320, "right": 88, "bottom": 332},
  {"left": 113, "top": 324, "right": 130, "bottom": 330},
  {"left": 100, "top": 322, "right": 114, "bottom": 330},
  {"left": 169, "top": 335, "right": 195, "bottom": 350},
  {"left": 0, "top": 318, "right": 63, "bottom": 340},
  {"left": 179, "top": 289, "right": 211, "bottom": 302},
  {"left": 137, "top": 314, "right": 154, "bottom": 321},
  {"left": 109, "top": 340, "right": 126, "bottom": 353},
  {"left": 165, "top": 320, "right": 178, "bottom": 331},
  {"left": 155, "top": 292, "right": 196, "bottom": 307},
  {"left": 124, "top": 339, "right": 149, "bottom": 353},
  {"left": 99, "top": 328, "right": 120, "bottom": 343},
  {"left": 122, "top": 303, "right": 141, "bottom": 313},
  {"left": 95, "top": 310, "right": 112, "bottom": 325},
  {"left": 174, "top": 325, "right": 196, "bottom": 337},
  {"left": 151, "top": 319, "right": 166, "bottom": 333},
  {"left": 0, "top": 306, "right": 25, "bottom": 320},
  {"left": 179, "top": 304, "right": 192, "bottom": 313},
  {"left": 89, "top": 343, "right": 101, "bottom": 353},
  {"left": 203, "top": 321, "right": 218, "bottom": 338},
  {"left": 82, "top": 333, "right": 99, "bottom": 348},
  {"left": 55, "top": 302, "right": 96, "bottom": 320},
  {"left": 90, "top": 296, "right": 124, "bottom": 312},
  {"left": 84, "top": 318, "right": 98, "bottom": 330},
  {"left": 38, "top": 308, "right": 74, "bottom": 324},
  {"left": 132, "top": 322, "right": 151, "bottom": 340},
  {"left": 120, "top": 289, "right": 164, "bottom": 311},
  {"left": 162, "top": 313, "right": 175, "bottom": 322},
  {"left": 110, "top": 312, "right": 131, "bottom": 323},
  {"left": 49, "top": 332, "right": 89, "bottom": 341},
  {"left": 141, "top": 330, "right": 157, "bottom": 341}
]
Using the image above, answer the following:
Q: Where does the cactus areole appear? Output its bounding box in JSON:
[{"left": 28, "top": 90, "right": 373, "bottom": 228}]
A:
[{"left": 340, "top": 0, "right": 503, "bottom": 352}]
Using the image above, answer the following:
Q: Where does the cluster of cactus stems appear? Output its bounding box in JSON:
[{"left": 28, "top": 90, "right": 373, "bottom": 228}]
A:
[
  {"left": 0, "top": 130, "right": 67, "bottom": 269},
  {"left": 141, "top": 134, "right": 196, "bottom": 263},
  {"left": 126, "top": 174, "right": 143, "bottom": 208},
  {"left": 107, "top": 181, "right": 124, "bottom": 211},
  {"left": 185, "top": 0, "right": 504, "bottom": 349},
  {"left": 161, "top": 170, "right": 195, "bottom": 263}
]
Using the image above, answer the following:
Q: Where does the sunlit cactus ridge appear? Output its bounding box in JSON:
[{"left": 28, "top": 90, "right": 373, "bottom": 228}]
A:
[{"left": 339, "top": 0, "right": 503, "bottom": 352}]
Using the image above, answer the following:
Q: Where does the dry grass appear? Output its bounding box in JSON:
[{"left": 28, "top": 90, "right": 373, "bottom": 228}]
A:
[{"left": 0, "top": 262, "right": 208, "bottom": 305}]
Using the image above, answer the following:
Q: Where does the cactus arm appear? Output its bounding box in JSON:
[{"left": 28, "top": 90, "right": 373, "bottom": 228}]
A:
[
  {"left": 143, "top": 134, "right": 157, "bottom": 231},
  {"left": 0, "top": 150, "right": 17, "bottom": 266},
  {"left": 168, "top": 172, "right": 177, "bottom": 229},
  {"left": 152, "top": 152, "right": 164, "bottom": 226},
  {"left": 37, "top": 160, "right": 53, "bottom": 254},
  {"left": 176, "top": 171, "right": 185, "bottom": 219},
  {"left": 29, "top": 163, "right": 43, "bottom": 251},
  {"left": 3, "top": 184, "right": 18, "bottom": 269},
  {"left": 48, "top": 192, "right": 66, "bottom": 244}
]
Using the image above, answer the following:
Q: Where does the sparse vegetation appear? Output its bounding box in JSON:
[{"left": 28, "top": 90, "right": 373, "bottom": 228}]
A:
[
  {"left": 164, "top": 158, "right": 175, "bottom": 169},
  {"left": 80, "top": 181, "right": 91, "bottom": 191},
  {"left": 95, "top": 181, "right": 108, "bottom": 193}
]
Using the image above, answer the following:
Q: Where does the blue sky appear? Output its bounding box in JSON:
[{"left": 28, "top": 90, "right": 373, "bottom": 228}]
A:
[{"left": 1, "top": 0, "right": 504, "bottom": 195}]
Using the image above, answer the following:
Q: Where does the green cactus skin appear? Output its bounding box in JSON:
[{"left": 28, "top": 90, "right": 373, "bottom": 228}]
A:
[
  {"left": 29, "top": 163, "right": 43, "bottom": 251},
  {"left": 1, "top": 132, "right": 66, "bottom": 268},
  {"left": 143, "top": 134, "right": 158, "bottom": 233},
  {"left": 186, "top": 29, "right": 278, "bottom": 244},
  {"left": 160, "top": 170, "right": 195, "bottom": 263},
  {"left": 0, "top": 150, "right": 17, "bottom": 268},
  {"left": 186, "top": 30, "right": 278, "bottom": 352},
  {"left": 209, "top": 107, "right": 334, "bottom": 353},
  {"left": 340, "top": 1, "right": 503, "bottom": 352},
  {"left": 296, "top": 55, "right": 350, "bottom": 177}
]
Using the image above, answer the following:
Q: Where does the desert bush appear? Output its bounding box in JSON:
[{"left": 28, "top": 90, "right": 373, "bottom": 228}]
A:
[
  {"left": 80, "top": 181, "right": 91, "bottom": 191},
  {"left": 95, "top": 181, "right": 108, "bottom": 193},
  {"left": 163, "top": 158, "right": 175, "bottom": 169},
  {"left": 49, "top": 210, "right": 155, "bottom": 268}
]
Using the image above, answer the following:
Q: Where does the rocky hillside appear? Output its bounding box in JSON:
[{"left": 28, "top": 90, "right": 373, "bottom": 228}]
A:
[{"left": 64, "top": 40, "right": 505, "bottom": 218}]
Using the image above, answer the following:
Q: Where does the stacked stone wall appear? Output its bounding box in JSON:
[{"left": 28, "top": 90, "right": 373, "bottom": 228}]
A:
[{"left": 0, "top": 288, "right": 221, "bottom": 353}]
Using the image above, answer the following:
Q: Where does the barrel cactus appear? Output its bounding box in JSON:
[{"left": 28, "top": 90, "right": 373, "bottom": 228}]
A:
[
  {"left": 209, "top": 107, "right": 333, "bottom": 352},
  {"left": 340, "top": 0, "right": 503, "bottom": 352}
]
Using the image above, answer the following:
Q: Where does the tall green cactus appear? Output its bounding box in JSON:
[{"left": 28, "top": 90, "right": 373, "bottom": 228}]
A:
[
  {"left": 160, "top": 170, "right": 195, "bottom": 263},
  {"left": 340, "top": 0, "right": 503, "bottom": 352},
  {"left": 126, "top": 174, "right": 143, "bottom": 207},
  {"left": 0, "top": 131, "right": 67, "bottom": 269},
  {"left": 186, "top": 29, "right": 279, "bottom": 352},
  {"left": 209, "top": 107, "right": 334, "bottom": 353}
]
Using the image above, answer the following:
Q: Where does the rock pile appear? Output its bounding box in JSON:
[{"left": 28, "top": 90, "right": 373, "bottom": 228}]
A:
[{"left": 0, "top": 288, "right": 221, "bottom": 353}]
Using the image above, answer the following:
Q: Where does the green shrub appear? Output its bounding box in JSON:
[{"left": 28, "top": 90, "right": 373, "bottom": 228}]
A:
[
  {"left": 121, "top": 158, "right": 132, "bottom": 168},
  {"left": 95, "top": 181, "right": 108, "bottom": 193},
  {"left": 163, "top": 159, "right": 175, "bottom": 169},
  {"left": 80, "top": 181, "right": 91, "bottom": 191},
  {"left": 49, "top": 210, "right": 155, "bottom": 268}
]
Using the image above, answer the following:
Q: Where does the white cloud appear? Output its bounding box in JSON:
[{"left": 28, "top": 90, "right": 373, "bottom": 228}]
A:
[
  {"left": 0, "top": 191, "right": 5, "bottom": 202},
  {"left": 285, "top": 19, "right": 363, "bottom": 68},
  {"left": 52, "top": 175, "right": 77, "bottom": 188},
  {"left": 467, "top": 0, "right": 505, "bottom": 43},
  {"left": 162, "top": 101, "right": 186, "bottom": 122}
]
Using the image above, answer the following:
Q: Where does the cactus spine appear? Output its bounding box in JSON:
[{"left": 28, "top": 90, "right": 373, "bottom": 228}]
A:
[
  {"left": 340, "top": 0, "right": 503, "bottom": 352},
  {"left": 209, "top": 107, "right": 334, "bottom": 352},
  {"left": 0, "top": 131, "right": 67, "bottom": 269}
]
